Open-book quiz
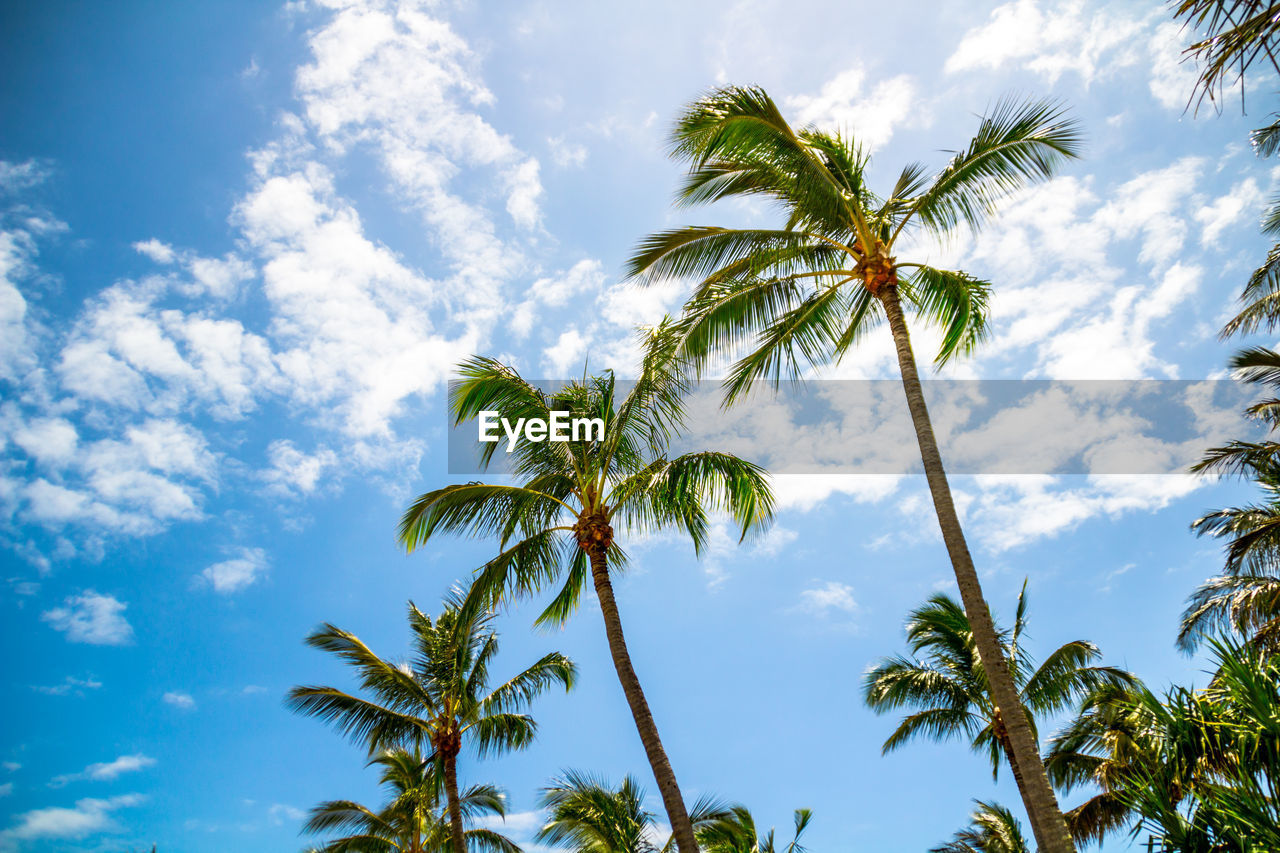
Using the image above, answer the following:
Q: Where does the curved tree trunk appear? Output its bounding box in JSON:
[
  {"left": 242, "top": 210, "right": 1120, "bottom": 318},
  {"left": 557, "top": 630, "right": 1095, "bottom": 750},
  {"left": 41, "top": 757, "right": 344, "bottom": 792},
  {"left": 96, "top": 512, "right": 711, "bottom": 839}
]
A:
[
  {"left": 587, "top": 547, "right": 700, "bottom": 853},
  {"left": 879, "top": 285, "right": 1075, "bottom": 853},
  {"left": 442, "top": 750, "right": 468, "bottom": 853}
]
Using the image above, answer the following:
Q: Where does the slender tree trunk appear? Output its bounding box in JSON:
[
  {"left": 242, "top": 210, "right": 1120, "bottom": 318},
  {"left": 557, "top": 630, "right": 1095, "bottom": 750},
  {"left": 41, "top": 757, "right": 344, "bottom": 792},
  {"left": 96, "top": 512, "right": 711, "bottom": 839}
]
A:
[
  {"left": 879, "top": 285, "right": 1075, "bottom": 853},
  {"left": 993, "top": 710, "right": 1042, "bottom": 842},
  {"left": 587, "top": 547, "right": 700, "bottom": 853},
  {"left": 442, "top": 749, "right": 467, "bottom": 853}
]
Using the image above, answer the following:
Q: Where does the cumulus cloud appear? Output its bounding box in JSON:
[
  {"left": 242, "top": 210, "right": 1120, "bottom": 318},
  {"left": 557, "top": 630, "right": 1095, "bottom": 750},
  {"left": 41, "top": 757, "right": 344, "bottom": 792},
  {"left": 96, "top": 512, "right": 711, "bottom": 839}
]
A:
[
  {"left": 32, "top": 675, "right": 102, "bottom": 697},
  {"left": 162, "top": 691, "right": 196, "bottom": 710},
  {"left": 797, "top": 580, "right": 859, "bottom": 615},
  {"left": 786, "top": 67, "right": 917, "bottom": 150},
  {"left": 2, "top": 793, "right": 142, "bottom": 841},
  {"left": 50, "top": 754, "right": 155, "bottom": 787},
  {"left": 200, "top": 547, "right": 269, "bottom": 594},
  {"left": 41, "top": 592, "right": 133, "bottom": 646}
]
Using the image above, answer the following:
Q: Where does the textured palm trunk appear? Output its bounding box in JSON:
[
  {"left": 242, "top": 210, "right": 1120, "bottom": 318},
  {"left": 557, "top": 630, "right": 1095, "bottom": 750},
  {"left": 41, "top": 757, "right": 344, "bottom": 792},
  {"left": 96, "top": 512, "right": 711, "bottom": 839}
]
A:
[
  {"left": 992, "top": 709, "right": 1042, "bottom": 841},
  {"left": 586, "top": 547, "right": 700, "bottom": 853},
  {"left": 442, "top": 750, "right": 467, "bottom": 853},
  {"left": 879, "top": 285, "right": 1075, "bottom": 853}
]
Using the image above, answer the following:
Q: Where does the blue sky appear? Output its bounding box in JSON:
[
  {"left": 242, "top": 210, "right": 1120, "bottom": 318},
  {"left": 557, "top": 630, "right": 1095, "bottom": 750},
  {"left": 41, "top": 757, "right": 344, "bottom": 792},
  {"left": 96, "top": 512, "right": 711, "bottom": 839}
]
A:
[{"left": 1, "top": 0, "right": 1276, "bottom": 850}]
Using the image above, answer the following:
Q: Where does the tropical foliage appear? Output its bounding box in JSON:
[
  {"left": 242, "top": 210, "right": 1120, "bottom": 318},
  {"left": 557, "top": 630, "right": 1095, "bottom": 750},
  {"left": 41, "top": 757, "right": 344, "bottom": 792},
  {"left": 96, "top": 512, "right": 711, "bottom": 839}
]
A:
[
  {"left": 303, "top": 748, "right": 520, "bottom": 853},
  {"left": 537, "top": 771, "right": 732, "bottom": 853},
  {"left": 930, "top": 801, "right": 1031, "bottom": 853},
  {"left": 627, "top": 83, "right": 1081, "bottom": 853},
  {"left": 398, "top": 332, "right": 773, "bottom": 853},
  {"left": 863, "top": 583, "right": 1134, "bottom": 847},
  {"left": 1185, "top": 347, "right": 1280, "bottom": 652},
  {"left": 288, "top": 594, "right": 575, "bottom": 853}
]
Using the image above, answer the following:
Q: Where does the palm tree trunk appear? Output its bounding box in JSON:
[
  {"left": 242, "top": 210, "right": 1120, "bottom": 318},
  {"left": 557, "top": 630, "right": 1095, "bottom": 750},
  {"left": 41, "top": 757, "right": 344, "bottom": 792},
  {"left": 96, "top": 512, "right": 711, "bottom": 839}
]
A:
[
  {"left": 587, "top": 547, "right": 700, "bottom": 853},
  {"left": 879, "top": 285, "right": 1075, "bottom": 853},
  {"left": 442, "top": 750, "right": 467, "bottom": 853},
  {"left": 993, "top": 710, "right": 1044, "bottom": 842}
]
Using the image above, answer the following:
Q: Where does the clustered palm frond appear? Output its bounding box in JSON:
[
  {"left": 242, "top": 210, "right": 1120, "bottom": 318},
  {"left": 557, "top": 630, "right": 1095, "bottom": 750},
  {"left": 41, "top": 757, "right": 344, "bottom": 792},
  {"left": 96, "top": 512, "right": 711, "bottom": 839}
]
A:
[
  {"left": 930, "top": 801, "right": 1032, "bottom": 853},
  {"left": 399, "top": 325, "right": 774, "bottom": 627},
  {"left": 1185, "top": 347, "right": 1280, "bottom": 653},
  {"left": 303, "top": 749, "right": 520, "bottom": 853},
  {"left": 1107, "top": 640, "right": 1280, "bottom": 850},
  {"left": 289, "top": 592, "right": 575, "bottom": 853},
  {"left": 627, "top": 87, "right": 1081, "bottom": 401},
  {"left": 863, "top": 583, "right": 1136, "bottom": 783}
]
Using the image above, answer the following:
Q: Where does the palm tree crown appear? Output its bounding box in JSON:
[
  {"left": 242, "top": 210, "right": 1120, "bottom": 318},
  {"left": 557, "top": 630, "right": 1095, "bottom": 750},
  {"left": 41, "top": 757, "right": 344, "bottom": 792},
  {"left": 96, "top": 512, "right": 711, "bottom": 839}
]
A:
[
  {"left": 288, "top": 594, "right": 575, "bottom": 853},
  {"left": 863, "top": 582, "right": 1135, "bottom": 846},
  {"left": 399, "top": 328, "right": 774, "bottom": 853},
  {"left": 537, "top": 770, "right": 730, "bottom": 853},
  {"left": 303, "top": 748, "right": 520, "bottom": 853},
  {"left": 1184, "top": 346, "right": 1280, "bottom": 652}
]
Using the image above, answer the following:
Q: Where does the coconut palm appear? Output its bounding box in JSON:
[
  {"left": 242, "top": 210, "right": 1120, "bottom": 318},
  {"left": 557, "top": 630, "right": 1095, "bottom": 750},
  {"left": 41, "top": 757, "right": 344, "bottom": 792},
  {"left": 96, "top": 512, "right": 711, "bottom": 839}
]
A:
[
  {"left": 1185, "top": 347, "right": 1280, "bottom": 652},
  {"left": 398, "top": 329, "right": 774, "bottom": 853},
  {"left": 303, "top": 748, "right": 520, "bottom": 853},
  {"left": 1043, "top": 683, "right": 1161, "bottom": 846},
  {"left": 287, "top": 595, "right": 576, "bottom": 853},
  {"left": 626, "top": 85, "right": 1081, "bottom": 853},
  {"left": 930, "top": 801, "right": 1032, "bottom": 853},
  {"left": 537, "top": 771, "right": 730, "bottom": 853},
  {"left": 863, "top": 583, "right": 1135, "bottom": 847},
  {"left": 695, "top": 805, "right": 811, "bottom": 853}
]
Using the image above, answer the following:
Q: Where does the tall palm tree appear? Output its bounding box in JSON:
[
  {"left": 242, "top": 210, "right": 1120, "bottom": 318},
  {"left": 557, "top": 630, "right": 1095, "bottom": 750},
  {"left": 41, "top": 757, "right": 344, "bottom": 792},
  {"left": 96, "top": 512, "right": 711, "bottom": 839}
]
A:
[
  {"left": 626, "top": 86, "right": 1081, "bottom": 853},
  {"left": 303, "top": 748, "right": 520, "bottom": 853},
  {"left": 930, "top": 801, "right": 1031, "bottom": 853},
  {"left": 287, "top": 595, "right": 576, "bottom": 853},
  {"left": 863, "top": 583, "right": 1134, "bottom": 847},
  {"left": 398, "top": 328, "right": 774, "bottom": 853},
  {"left": 537, "top": 770, "right": 730, "bottom": 853},
  {"left": 1185, "top": 346, "right": 1280, "bottom": 652}
]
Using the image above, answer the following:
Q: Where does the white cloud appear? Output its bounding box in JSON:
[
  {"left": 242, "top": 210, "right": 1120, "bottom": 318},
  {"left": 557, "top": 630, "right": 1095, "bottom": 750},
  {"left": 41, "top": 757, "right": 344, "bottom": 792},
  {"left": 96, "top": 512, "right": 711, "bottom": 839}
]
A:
[
  {"left": 543, "top": 328, "right": 589, "bottom": 376},
  {"left": 797, "top": 580, "right": 859, "bottom": 615},
  {"left": 262, "top": 440, "right": 336, "bottom": 495},
  {"left": 132, "top": 239, "right": 176, "bottom": 264},
  {"left": 32, "top": 675, "right": 102, "bottom": 696},
  {"left": 0, "top": 784, "right": 10, "bottom": 797},
  {"left": 162, "top": 691, "right": 196, "bottom": 710},
  {"left": 946, "top": 0, "right": 1147, "bottom": 86},
  {"left": 548, "top": 136, "right": 587, "bottom": 168},
  {"left": 1195, "top": 177, "right": 1266, "bottom": 245},
  {"left": 201, "top": 547, "right": 269, "bottom": 594},
  {"left": 50, "top": 754, "right": 155, "bottom": 787},
  {"left": 2, "top": 794, "right": 142, "bottom": 840},
  {"left": 785, "top": 67, "right": 917, "bottom": 150},
  {"left": 268, "top": 803, "right": 306, "bottom": 824},
  {"left": 41, "top": 592, "right": 133, "bottom": 646}
]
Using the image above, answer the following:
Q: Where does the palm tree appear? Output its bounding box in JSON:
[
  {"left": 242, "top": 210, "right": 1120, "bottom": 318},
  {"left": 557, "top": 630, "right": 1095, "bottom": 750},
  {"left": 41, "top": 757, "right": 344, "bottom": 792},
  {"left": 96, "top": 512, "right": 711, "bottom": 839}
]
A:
[
  {"left": 1043, "top": 683, "right": 1160, "bottom": 846},
  {"left": 1184, "top": 346, "right": 1280, "bottom": 652},
  {"left": 537, "top": 770, "right": 730, "bottom": 853},
  {"left": 863, "top": 583, "right": 1134, "bottom": 847},
  {"left": 626, "top": 85, "right": 1081, "bottom": 853},
  {"left": 930, "top": 801, "right": 1031, "bottom": 853},
  {"left": 1110, "top": 639, "right": 1280, "bottom": 851},
  {"left": 398, "top": 330, "right": 773, "bottom": 853},
  {"left": 303, "top": 748, "right": 520, "bottom": 853},
  {"left": 287, "top": 595, "right": 576, "bottom": 853},
  {"left": 695, "top": 805, "right": 811, "bottom": 853}
]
